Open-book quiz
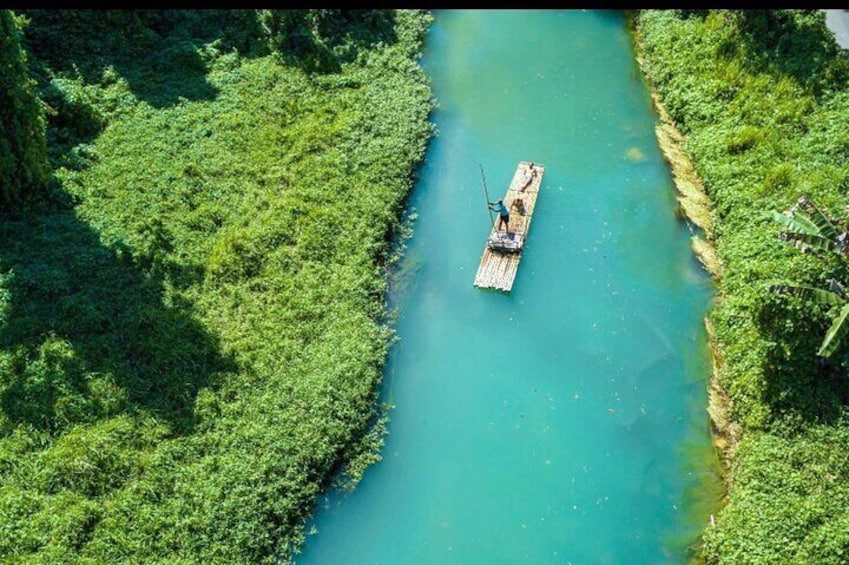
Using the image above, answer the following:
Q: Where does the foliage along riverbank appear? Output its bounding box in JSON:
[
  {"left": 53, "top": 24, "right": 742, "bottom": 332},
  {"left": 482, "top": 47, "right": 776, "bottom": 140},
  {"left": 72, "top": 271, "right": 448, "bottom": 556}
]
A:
[
  {"left": 635, "top": 9, "right": 849, "bottom": 564},
  {"left": 0, "top": 10, "right": 434, "bottom": 563}
]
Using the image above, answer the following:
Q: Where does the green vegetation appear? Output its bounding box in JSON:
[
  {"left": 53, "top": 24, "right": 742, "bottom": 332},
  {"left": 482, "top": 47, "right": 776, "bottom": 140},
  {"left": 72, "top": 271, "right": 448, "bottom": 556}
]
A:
[
  {"left": 771, "top": 196, "right": 849, "bottom": 358},
  {"left": 0, "top": 9, "right": 434, "bottom": 564},
  {"left": 636, "top": 9, "right": 849, "bottom": 564}
]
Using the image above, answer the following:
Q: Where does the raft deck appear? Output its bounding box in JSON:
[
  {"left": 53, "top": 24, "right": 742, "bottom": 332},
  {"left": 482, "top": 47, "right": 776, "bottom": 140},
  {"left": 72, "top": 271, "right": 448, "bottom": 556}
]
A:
[{"left": 473, "top": 161, "right": 545, "bottom": 292}]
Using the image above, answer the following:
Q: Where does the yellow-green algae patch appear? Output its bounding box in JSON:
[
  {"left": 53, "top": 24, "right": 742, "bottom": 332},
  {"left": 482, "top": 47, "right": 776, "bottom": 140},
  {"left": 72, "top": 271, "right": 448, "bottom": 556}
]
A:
[{"left": 632, "top": 22, "right": 735, "bottom": 558}]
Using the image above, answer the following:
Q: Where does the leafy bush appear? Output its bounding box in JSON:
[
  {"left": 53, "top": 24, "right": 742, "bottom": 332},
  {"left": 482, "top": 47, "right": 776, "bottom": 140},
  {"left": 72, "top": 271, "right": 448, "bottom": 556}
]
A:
[
  {"left": 0, "top": 10, "right": 50, "bottom": 205},
  {"left": 0, "top": 9, "right": 434, "bottom": 564},
  {"left": 636, "top": 9, "right": 849, "bottom": 563}
]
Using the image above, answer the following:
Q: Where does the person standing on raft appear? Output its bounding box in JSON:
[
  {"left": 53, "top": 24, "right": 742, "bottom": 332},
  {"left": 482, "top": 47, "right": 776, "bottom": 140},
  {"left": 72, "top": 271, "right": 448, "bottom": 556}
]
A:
[{"left": 488, "top": 199, "right": 510, "bottom": 232}]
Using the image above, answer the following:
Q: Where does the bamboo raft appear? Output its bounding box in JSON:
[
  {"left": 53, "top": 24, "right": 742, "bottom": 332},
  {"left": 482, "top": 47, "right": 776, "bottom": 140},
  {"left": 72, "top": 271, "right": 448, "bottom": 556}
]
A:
[{"left": 473, "top": 161, "right": 545, "bottom": 292}]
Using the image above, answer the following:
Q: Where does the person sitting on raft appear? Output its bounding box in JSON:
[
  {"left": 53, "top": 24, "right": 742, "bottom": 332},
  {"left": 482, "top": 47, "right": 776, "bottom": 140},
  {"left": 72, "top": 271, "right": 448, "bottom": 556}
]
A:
[{"left": 512, "top": 197, "right": 526, "bottom": 216}]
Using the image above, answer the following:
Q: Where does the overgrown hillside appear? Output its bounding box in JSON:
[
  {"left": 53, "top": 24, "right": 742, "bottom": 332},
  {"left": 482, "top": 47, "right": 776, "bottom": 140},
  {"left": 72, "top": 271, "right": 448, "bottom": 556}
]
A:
[
  {"left": 0, "top": 10, "right": 434, "bottom": 563},
  {"left": 635, "top": 9, "right": 849, "bottom": 564}
]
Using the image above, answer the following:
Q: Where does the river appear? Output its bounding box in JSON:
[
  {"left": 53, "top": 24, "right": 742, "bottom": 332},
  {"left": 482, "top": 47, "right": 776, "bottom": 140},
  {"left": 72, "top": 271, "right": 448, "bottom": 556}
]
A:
[{"left": 297, "top": 10, "right": 718, "bottom": 564}]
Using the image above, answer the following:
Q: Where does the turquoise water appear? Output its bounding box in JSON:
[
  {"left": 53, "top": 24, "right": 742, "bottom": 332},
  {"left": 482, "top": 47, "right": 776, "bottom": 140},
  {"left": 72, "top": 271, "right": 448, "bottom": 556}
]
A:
[{"left": 297, "top": 10, "right": 716, "bottom": 564}]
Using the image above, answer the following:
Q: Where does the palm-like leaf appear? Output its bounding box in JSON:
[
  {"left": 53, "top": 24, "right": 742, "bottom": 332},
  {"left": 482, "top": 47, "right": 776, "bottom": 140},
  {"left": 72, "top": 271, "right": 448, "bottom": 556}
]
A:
[
  {"left": 802, "top": 200, "right": 839, "bottom": 241},
  {"left": 781, "top": 232, "right": 841, "bottom": 255},
  {"left": 771, "top": 197, "right": 849, "bottom": 356},
  {"left": 770, "top": 284, "right": 847, "bottom": 305},
  {"left": 773, "top": 206, "right": 845, "bottom": 257},
  {"left": 818, "top": 302, "right": 849, "bottom": 357},
  {"left": 771, "top": 210, "right": 820, "bottom": 236}
]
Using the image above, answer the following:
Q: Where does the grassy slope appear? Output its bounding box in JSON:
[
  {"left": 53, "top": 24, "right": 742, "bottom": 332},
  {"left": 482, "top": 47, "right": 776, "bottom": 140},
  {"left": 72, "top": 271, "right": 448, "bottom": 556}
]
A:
[
  {"left": 0, "top": 10, "right": 433, "bottom": 564},
  {"left": 636, "top": 10, "right": 849, "bottom": 564}
]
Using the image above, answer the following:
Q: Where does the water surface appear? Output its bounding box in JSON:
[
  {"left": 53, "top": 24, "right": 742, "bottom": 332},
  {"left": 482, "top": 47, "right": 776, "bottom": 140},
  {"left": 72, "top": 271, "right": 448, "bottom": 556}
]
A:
[{"left": 298, "top": 10, "right": 716, "bottom": 564}]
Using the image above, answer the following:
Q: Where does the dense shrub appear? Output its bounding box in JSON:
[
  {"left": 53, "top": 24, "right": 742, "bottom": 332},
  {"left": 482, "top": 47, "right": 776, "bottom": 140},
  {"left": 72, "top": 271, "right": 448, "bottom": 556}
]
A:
[
  {"left": 0, "top": 9, "right": 434, "bottom": 564},
  {"left": 636, "top": 9, "right": 849, "bottom": 563}
]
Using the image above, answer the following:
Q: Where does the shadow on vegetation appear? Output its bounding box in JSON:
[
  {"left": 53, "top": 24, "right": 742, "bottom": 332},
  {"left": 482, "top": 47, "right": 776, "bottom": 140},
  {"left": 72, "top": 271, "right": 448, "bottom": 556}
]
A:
[
  {"left": 677, "top": 9, "right": 710, "bottom": 19},
  {"left": 757, "top": 295, "right": 849, "bottom": 427},
  {"left": 20, "top": 10, "right": 267, "bottom": 109},
  {"left": 39, "top": 78, "right": 106, "bottom": 173},
  {"left": 0, "top": 197, "right": 235, "bottom": 437},
  {"left": 265, "top": 9, "right": 397, "bottom": 74},
  {"left": 319, "top": 9, "right": 397, "bottom": 61},
  {"left": 724, "top": 10, "right": 849, "bottom": 95},
  {"left": 21, "top": 9, "right": 400, "bottom": 101}
]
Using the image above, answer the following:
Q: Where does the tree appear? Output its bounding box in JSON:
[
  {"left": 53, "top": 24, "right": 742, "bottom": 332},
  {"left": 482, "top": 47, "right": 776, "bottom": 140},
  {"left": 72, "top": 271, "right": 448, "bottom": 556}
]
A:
[
  {"left": 770, "top": 195, "right": 849, "bottom": 357},
  {"left": 257, "top": 9, "right": 338, "bottom": 72},
  {"left": 0, "top": 10, "right": 49, "bottom": 206}
]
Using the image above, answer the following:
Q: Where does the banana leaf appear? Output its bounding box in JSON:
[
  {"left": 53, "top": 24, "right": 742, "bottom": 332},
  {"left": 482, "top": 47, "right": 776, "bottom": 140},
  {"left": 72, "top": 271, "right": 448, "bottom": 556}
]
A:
[
  {"left": 803, "top": 201, "right": 839, "bottom": 241},
  {"left": 782, "top": 232, "right": 840, "bottom": 256},
  {"left": 770, "top": 284, "right": 847, "bottom": 305},
  {"left": 818, "top": 302, "right": 849, "bottom": 357},
  {"left": 772, "top": 210, "right": 820, "bottom": 236}
]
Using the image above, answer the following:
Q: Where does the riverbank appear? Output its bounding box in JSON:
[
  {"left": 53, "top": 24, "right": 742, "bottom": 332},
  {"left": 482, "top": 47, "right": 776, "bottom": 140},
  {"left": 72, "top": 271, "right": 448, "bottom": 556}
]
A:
[
  {"left": 0, "top": 10, "right": 435, "bottom": 563},
  {"left": 634, "top": 9, "right": 849, "bottom": 564},
  {"left": 631, "top": 16, "right": 739, "bottom": 473}
]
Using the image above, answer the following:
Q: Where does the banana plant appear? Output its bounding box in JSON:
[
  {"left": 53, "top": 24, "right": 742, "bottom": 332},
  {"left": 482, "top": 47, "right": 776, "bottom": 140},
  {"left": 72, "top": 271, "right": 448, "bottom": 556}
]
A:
[
  {"left": 771, "top": 195, "right": 849, "bottom": 258},
  {"left": 770, "top": 195, "right": 849, "bottom": 358}
]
